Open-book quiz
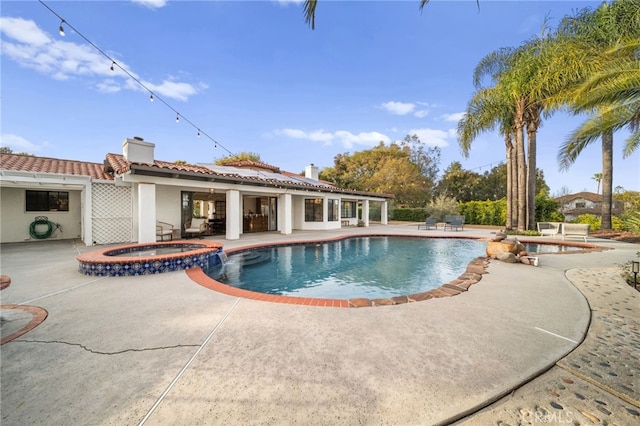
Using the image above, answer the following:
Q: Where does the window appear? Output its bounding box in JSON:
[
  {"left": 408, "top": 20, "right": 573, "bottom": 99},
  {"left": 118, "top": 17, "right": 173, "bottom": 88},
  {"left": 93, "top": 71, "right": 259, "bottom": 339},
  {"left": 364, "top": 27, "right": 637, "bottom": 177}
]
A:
[
  {"left": 26, "top": 190, "right": 69, "bottom": 212},
  {"left": 575, "top": 202, "right": 586, "bottom": 208},
  {"left": 341, "top": 201, "right": 357, "bottom": 218},
  {"left": 328, "top": 199, "right": 339, "bottom": 222},
  {"left": 305, "top": 198, "right": 323, "bottom": 222}
]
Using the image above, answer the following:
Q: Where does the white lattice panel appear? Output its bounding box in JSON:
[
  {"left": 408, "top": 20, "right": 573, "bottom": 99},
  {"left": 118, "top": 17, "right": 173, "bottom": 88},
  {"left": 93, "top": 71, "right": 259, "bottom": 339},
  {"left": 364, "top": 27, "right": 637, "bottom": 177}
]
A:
[{"left": 92, "top": 183, "right": 132, "bottom": 244}]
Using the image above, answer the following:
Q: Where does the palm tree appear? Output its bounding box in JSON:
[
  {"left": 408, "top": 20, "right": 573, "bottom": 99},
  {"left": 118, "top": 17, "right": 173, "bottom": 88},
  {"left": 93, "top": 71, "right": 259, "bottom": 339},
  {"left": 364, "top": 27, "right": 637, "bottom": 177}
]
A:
[
  {"left": 550, "top": 0, "right": 640, "bottom": 230},
  {"left": 457, "top": 86, "right": 517, "bottom": 229},
  {"left": 563, "top": 41, "right": 640, "bottom": 157},
  {"left": 472, "top": 39, "right": 550, "bottom": 231},
  {"left": 592, "top": 172, "right": 603, "bottom": 194}
]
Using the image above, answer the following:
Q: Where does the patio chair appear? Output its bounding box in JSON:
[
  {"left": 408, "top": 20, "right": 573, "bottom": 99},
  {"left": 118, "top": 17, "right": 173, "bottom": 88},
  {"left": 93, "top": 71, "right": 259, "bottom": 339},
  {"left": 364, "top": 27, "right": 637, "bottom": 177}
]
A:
[
  {"left": 184, "top": 218, "right": 207, "bottom": 239},
  {"left": 418, "top": 216, "right": 438, "bottom": 230},
  {"left": 445, "top": 215, "right": 464, "bottom": 231},
  {"left": 156, "top": 221, "right": 175, "bottom": 241},
  {"left": 537, "top": 222, "right": 560, "bottom": 238}
]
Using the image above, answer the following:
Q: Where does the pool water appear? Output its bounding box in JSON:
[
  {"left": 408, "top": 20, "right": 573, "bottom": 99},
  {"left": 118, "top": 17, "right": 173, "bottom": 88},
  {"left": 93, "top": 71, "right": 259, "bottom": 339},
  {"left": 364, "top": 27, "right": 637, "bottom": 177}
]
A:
[
  {"left": 107, "top": 246, "right": 201, "bottom": 257},
  {"left": 523, "top": 243, "right": 583, "bottom": 253},
  {"left": 206, "top": 237, "right": 486, "bottom": 299}
]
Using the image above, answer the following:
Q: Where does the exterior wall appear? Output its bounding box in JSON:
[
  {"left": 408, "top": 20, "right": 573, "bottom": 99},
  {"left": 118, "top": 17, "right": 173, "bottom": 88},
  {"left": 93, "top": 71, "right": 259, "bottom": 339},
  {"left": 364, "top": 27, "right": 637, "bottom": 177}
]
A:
[
  {"left": 91, "top": 182, "right": 133, "bottom": 245},
  {"left": 292, "top": 194, "right": 341, "bottom": 231},
  {"left": 562, "top": 198, "right": 597, "bottom": 210},
  {"left": 155, "top": 185, "right": 182, "bottom": 230},
  {"left": 0, "top": 186, "right": 82, "bottom": 243},
  {"left": 138, "top": 183, "right": 157, "bottom": 243}
]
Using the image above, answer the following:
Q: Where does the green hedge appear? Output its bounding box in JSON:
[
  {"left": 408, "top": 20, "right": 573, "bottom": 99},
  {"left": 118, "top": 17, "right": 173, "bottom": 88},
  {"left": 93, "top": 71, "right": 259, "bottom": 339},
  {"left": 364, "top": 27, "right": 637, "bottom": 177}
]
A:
[
  {"left": 393, "top": 197, "right": 565, "bottom": 226},
  {"left": 458, "top": 199, "right": 506, "bottom": 226},
  {"left": 391, "top": 208, "right": 427, "bottom": 222}
]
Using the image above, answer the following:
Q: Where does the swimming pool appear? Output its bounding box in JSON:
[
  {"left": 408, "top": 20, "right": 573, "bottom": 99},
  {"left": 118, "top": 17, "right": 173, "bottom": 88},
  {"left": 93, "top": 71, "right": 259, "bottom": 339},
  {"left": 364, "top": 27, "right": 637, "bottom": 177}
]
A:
[{"left": 206, "top": 236, "right": 486, "bottom": 299}]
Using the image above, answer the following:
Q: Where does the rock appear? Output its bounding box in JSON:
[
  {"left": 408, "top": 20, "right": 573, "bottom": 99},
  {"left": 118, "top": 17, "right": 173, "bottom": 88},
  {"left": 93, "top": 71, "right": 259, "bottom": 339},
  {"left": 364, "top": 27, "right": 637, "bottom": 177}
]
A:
[
  {"left": 496, "top": 252, "right": 518, "bottom": 263},
  {"left": 486, "top": 240, "right": 521, "bottom": 258},
  {"left": 491, "top": 232, "right": 507, "bottom": 242}
]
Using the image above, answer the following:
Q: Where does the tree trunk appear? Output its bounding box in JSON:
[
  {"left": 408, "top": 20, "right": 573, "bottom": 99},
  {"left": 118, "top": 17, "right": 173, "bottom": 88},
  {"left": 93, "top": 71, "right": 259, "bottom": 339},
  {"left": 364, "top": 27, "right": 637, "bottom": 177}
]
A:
[
  {"left": 526, "top": 116, "right": 539, "bottom": 231},
  {"left": 504, "top": 134, "right": 513, "bottom": 230},
  {"left": 601, "top": 130, "right": 613, "bottom": 230},
  {"left": 515, "top": 101, "right": 527, "bottom": 231},
  {"left": 512, "top": 152, "right": 518, "bottom": 227}
]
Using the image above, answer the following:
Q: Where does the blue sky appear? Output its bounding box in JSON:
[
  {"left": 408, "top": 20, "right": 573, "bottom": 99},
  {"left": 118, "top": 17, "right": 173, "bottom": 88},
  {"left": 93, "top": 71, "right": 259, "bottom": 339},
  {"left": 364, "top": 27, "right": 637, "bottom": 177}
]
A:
[{"left": 2, "top": 0, "right": 638, "bottom": 195}]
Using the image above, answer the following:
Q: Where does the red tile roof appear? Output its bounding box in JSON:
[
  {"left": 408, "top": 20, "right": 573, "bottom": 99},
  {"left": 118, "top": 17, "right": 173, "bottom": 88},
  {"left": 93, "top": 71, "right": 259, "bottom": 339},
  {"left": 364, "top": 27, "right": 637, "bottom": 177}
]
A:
[
  {"left": 1, "top": 152, "right": 393, "bottom": 199},
  {"left": 555, "top": 192, "right": 602, "bottom": 204},
  {"left": 0, "top": 153, "right": 113, "bottom": 180},
  {"left": 218, "top": 160, "right": 281, "bottom": 173}
]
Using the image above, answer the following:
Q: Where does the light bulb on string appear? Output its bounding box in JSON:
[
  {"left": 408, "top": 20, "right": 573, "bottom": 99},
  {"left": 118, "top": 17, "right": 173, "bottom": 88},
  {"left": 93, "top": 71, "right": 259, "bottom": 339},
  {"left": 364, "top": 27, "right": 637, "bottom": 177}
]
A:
[{"left": 40, "top": 1, "right": 238, "bottom": 159}]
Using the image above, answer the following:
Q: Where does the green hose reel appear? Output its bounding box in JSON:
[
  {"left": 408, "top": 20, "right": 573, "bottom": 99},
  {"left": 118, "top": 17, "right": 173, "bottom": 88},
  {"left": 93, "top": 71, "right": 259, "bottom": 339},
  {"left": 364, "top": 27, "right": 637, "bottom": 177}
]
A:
[{"left": 29, "top": 216, "right": 62, "bottom": 239}]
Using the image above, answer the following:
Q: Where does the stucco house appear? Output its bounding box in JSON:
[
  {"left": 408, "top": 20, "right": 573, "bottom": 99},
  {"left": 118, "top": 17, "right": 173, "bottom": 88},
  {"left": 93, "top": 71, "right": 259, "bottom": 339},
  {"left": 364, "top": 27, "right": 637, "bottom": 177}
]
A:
[
  {"left": 554, "top": 191, "right": 621, "bottom": 221},
  {"left": 0, "top": 137, "right": 392, "bottom": 245}
]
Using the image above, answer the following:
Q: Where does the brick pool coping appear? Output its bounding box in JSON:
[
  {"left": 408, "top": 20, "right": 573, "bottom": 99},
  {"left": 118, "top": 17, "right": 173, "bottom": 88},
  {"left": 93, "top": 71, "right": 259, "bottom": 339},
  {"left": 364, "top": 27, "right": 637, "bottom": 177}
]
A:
[
  {"left": 187, "top": 234, "right": 605, "bottom": 308},
  {"left": 188, "top": 234, "right": 492, "bottom": 308}
]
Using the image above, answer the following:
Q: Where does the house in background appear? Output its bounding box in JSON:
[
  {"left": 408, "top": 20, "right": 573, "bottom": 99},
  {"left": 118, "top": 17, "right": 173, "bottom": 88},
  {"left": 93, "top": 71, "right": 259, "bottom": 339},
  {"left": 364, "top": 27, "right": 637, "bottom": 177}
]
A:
[
  {"left": 0, "top": 137, "right": 392, "bottom": 245},
  {"left": 554, "top": 191, "right": 622, "bottom": 221}
]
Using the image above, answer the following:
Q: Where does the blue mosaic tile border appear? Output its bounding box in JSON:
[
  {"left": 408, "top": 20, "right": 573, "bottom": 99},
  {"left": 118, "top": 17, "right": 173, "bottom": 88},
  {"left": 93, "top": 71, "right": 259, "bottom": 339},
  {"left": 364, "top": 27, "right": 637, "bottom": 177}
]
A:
[{"left": 79, "top": 247, "right": 223, "bottom": 277}]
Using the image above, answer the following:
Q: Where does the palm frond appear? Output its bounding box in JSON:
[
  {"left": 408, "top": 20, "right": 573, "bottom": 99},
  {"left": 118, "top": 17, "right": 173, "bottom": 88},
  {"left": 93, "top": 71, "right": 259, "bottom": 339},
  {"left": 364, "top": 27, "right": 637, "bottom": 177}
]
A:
[{"left": 303, "top": 0, "right": 317, "bottom": 30}]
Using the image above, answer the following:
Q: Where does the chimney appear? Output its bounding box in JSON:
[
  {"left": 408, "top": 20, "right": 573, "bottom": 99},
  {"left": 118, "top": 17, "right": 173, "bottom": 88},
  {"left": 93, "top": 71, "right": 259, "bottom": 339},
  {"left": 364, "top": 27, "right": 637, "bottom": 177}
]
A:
[
  {"left": 123, "top": 136, "right": 155, "bottom": 164},
  {"left": 305, "top": 163, "right": 319, "bottom": 181}
]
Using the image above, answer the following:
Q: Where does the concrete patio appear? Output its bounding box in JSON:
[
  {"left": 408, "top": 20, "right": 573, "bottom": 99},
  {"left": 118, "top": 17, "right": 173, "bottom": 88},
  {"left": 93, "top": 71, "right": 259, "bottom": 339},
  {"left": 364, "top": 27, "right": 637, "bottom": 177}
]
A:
[{"left": 1, "top": 223, "right": 638, "bottom": 425}]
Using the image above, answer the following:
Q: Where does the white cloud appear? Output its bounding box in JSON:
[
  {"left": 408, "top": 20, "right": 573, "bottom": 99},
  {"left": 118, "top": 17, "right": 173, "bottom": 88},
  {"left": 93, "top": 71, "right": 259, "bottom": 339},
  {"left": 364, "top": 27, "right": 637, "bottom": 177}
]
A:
[
  {"left": 380, "top": 101, "right": 416, "bottom": 116},
  {"left": 0, "top": 134, "right": 47, "bottom": 153},
  {"left": 276, "top": 128, "right": 390, "bottom": 149},
  {"left": 0, "top": 16, "right": 202, "bottom": 101},
  {"left": 279, "top": 128, "right": 334, "bottom": 144},
  {"left": 442, "top": 112, "right": 465, "bottom": 122},
  {"left": 131, "top": 0, "right": 168, "bottom": 9},
  {"left": 0, "top": 17, "right": 49, "bottom": 46},
  {"left": 380, "top": 101, "right": 432, "bottom": 118},
  {"left": 408, "top": 128, "right": 454, "bottom": 148}
]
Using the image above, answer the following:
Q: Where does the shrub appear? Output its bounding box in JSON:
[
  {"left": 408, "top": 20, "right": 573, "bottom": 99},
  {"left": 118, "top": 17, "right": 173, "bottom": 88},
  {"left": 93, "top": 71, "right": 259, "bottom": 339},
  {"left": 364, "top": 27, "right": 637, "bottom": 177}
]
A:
[
  {"left": 619, "top": 251, "right": 640, "bottom": 285},
  {"left": 458, "top": 199, "right": 505, "bottom": 226},
  {"left": 505, "top": 229, "right": 541, "bottom": 236},
  {"left": 574, "top": 214, "right": 625, "bottom": 231},
  {"left": 620, "top": 210, "right": 640, "bottom": 232},
  {"left": 536, "top": 195, "right": 564, "bottom": 222},
  {"left": 391, "top": 207, "right": 426, "bottom": 222},
  {"left": 426, "top": 195, "right": 458, "bottom": 220}
]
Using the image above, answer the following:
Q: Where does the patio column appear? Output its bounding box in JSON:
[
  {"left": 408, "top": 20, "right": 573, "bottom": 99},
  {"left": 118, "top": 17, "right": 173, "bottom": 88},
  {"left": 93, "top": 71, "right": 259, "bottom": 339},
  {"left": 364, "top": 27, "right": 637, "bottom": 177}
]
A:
[
  {"left": 279, "top": 192, "right": 292, "bottom": 235},
  {"left": 226, "top": 189, "right": 240, "bottom": 240},
  {"left": 81, "top": 180, "right": 93, "bottom": 245},
  {"left": 381, "top": 201, "right": 388, "bottom": 225},
  {"left": 138, "top": 183, "right": 156, "bottom": 243},
  {"left": 362, "top": 200, "right": 370, "bottom": 227}
]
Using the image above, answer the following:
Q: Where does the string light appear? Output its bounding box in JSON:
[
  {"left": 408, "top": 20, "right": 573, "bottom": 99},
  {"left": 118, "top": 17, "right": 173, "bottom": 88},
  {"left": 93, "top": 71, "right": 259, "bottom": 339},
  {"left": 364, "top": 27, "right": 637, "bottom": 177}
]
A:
[{"left": 38, "top": 0, "right": 236, "bottom": 160}]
